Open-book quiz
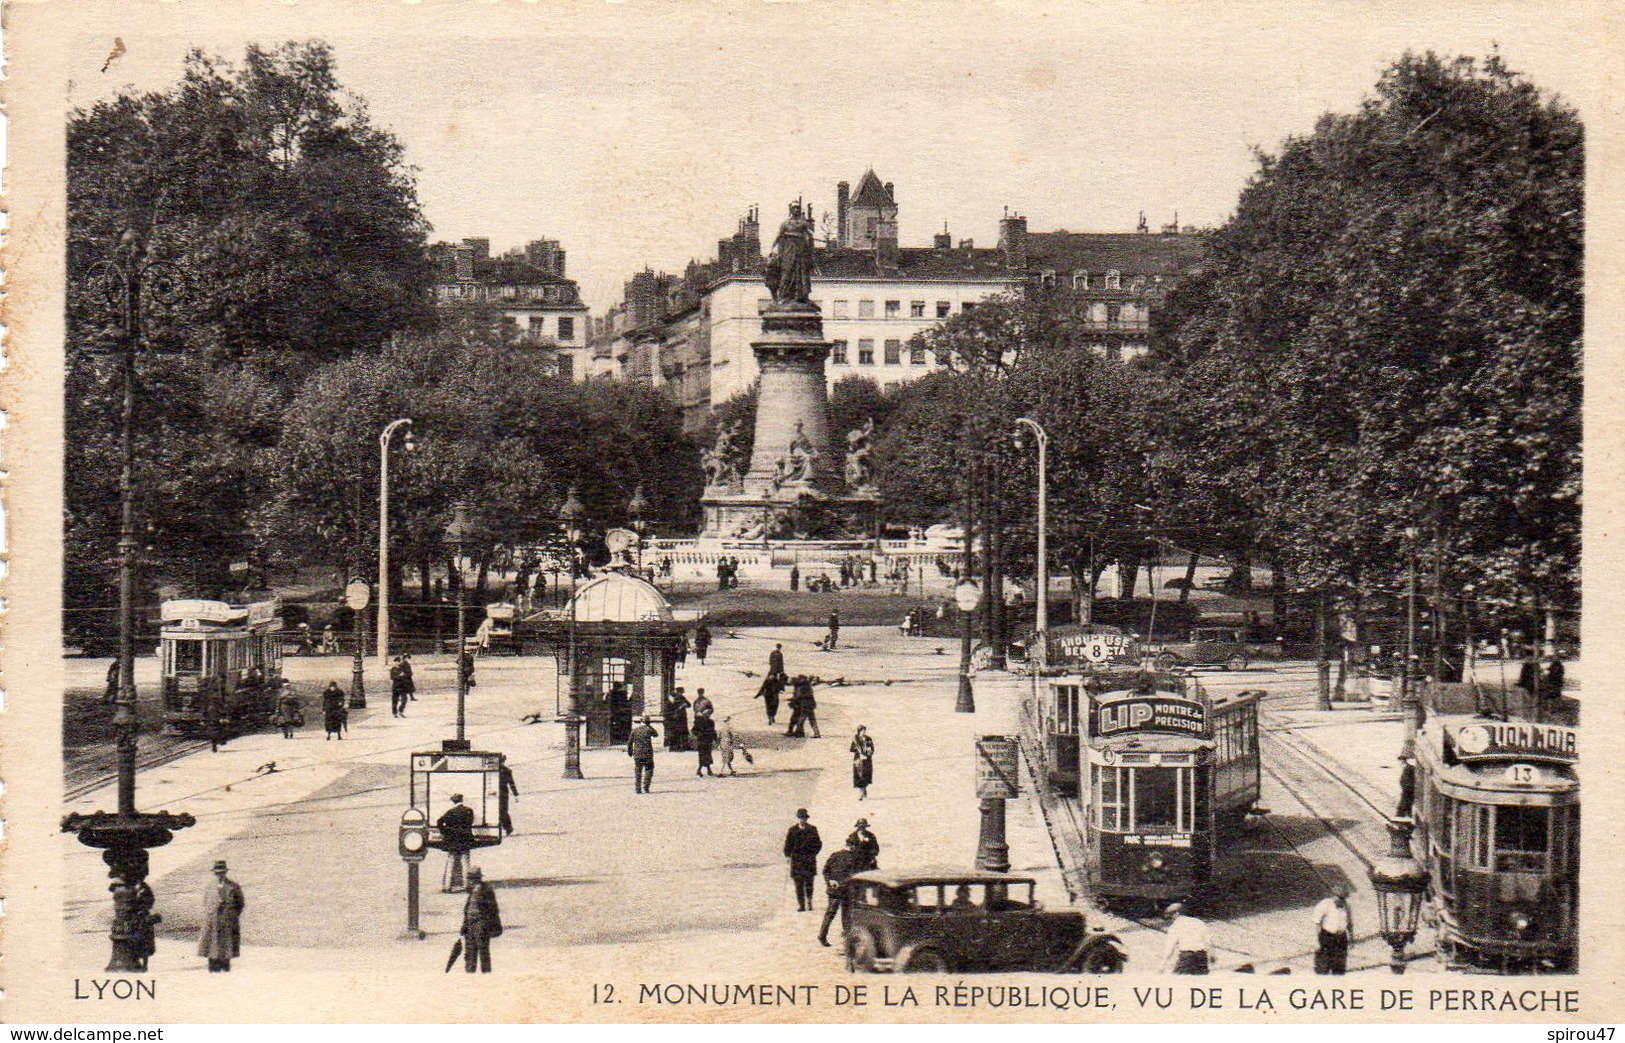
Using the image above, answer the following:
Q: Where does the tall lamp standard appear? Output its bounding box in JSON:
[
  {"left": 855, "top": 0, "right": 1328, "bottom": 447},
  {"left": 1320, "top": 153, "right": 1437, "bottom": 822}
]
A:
[
  {"left": 1013, "top": 418, "right": 1049, "bottom": 669},
  {"left": 443, "top": 501, "right": 476, "bottom": 750},
  {"left": 1401, "top": 524, "right": 1420, "bottom": 757},
  {"left": 377, "top": 418, "right": 415, "bottom": 667},
  {"left": 62, "top": 230, "right": 195, "bottom": 971},
  {"left": 628, "top": 483, "right": 649, "bottom": 574},
  {"left": 558, "top": 486, "right": 587, "bottom": 780},
  {"left": 1369, "top": 820, "right": 1430, "bottom": 973}
]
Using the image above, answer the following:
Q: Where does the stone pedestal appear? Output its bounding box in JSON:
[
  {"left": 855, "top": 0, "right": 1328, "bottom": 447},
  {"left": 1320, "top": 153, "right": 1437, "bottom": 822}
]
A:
[{"left": 701, "top": 303, "right": 877, "bottom": 539}]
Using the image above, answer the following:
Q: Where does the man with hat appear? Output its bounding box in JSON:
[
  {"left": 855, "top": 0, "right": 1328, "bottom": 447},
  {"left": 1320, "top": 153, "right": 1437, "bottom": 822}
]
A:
[
  {"left": 437, "top": 793, "right": 476, "bottom": 892},
  {"left": 1311, "top": 883, "right": 1354, "bottom": 974},
  {"left": 818, "top": 833, "right": 863, "bottom": 947},
  {"left": 846, "top": 818, "right": 880, "bottom": 872},
  {"left": 1160, "top": 903, "right": 1212, "bottom": 974},
  {"left": 197, "top": 859, "right": 245, "bottom": 972},
  {"left": 628, "top": 714, "right": 659, "bottom": 794},
  {"left": 783, "top": 809, "right": 823, "bottom": 912},
  {"left": 460, "top": 867, "right": 502, "bottom": 973}
]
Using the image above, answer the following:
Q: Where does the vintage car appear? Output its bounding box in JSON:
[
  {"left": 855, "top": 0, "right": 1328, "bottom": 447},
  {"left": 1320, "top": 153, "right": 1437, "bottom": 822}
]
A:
[
  {"left": 843, "top": 869, "right": 1126, "bottom": 974},
  {"left": 1152, "top": 626, "right": 1251, "bottom": 671}
]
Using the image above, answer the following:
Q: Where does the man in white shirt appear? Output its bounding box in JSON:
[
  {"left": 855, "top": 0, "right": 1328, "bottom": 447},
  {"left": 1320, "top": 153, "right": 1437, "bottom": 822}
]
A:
[
  {"left": 1311, "top": 884, "right": 1353, "bottom": 974},
  {"left": 1161, "top": 903, "right": 1211, "bottom": 974}
]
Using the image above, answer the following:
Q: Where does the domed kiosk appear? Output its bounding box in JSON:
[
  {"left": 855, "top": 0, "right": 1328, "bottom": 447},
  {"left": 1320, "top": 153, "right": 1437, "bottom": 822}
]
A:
[{"left": 524, "top": 567, "right": 698, "bottom": 749}]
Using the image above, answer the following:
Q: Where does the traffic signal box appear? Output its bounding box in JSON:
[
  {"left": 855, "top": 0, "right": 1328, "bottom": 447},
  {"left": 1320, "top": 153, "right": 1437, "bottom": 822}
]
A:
[{"left": 408, "top": 749, "right": 505, "bottom": 851}]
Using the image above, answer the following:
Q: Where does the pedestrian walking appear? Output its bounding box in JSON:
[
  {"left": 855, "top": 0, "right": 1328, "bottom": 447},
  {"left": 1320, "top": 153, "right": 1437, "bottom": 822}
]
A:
[
  {"left": 459, "top": 867, "right": 502, "bottom": 973},
  {"left": 1312, "top": 884, "right": 1353, "bottom": 975},
  {"left": 850, "top": 725, "right": 875, "bottom": 799},
  {"left": 322, "top": 681, "right": 347, "bottom": 741},
  {"left": 103, "top": 660, "right": 119, "bottom": 705},
  {"left": 390, "top": 656, "right": 411, "bottom": 717},
  {"left": 400, "top": 654, "right": 417, "bottom": 700},
  {"left": 818, "top": 835, "right": 861, "bottom": 947},
  {"left": 1396, "top": 755, "right": 1417, "bottom": 819},
  {"left": 628, "top": 715, "right": 658, "bottom": 793},
  {"left": 784, "top": 677, "right": 806, "bottom": 737},
  {"left": 321, "top": 624, "right": 340, "bottom": 655},
  {"left": 790, "top": 564, "right": 800, "bottom": 591},
  {"left": 716, "top": 558, "right": 728, "bottom": 591},
  {"left": 792, "top": 675, "right": 821, "bottom": 738},
  {"left": 784, "top": 809, "right": 823, "bottom": 912},
  {"left": 692, "top": 686, "right": 714, "bottom": 720},
  {"left": 197, "top": 860, "right": 245, "bottom": 973},
  {"left": 846, "top": 818, "right": 880, "bottom": 871},
  {"left": 665, "top": 687, "right": 692, "bottom": 752},
  {"left": 769, "top": 643, "right": 785, "bottom": 677},
  {"left": 694, "top": 622, "right": 712, "bottom": 665},
  {"left": 459, "top": 649, "right": 477, "bottom": 689},
  {"left": 755, "top": 670, "right": 785, "bottom": 725},
  {"left": 276, "top": 683, "right": 302, "bottom": 739},
  {"left": 1161, "top": 903, "right": 1212, "bottom": 973},
  {"left": 718, "top": 716, "right": 749, "bottom": 775},
  {"left": 498, "top": 760, "right": 519, "bottom": 836},
  {"left": 825, "top": 610, "right": 840, "bottom": 651},
  {"left": 692, "top": 710, "right": 718, "bottom": 777},
  {"left": 437, "top": 793, "right": 476, "bottom": 892}
]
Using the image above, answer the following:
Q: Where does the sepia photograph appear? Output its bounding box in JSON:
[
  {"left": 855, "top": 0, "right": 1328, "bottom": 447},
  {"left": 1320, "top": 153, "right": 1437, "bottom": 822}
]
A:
[{"left": 1, "top": 0, "right": 1614, "bottom": 1026}]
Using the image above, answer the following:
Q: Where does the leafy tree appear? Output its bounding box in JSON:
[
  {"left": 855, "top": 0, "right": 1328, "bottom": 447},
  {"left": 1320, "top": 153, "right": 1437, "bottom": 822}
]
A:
[{"left": 1161, "top": 52, "right": 1581, "bottom": 622}]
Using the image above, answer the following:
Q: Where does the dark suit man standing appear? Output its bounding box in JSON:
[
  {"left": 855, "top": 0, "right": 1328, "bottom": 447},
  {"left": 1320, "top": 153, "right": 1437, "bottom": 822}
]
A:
[
  {"left": 783, "top": 808, "right": 823, "bottom": 912},
  {"left": 769, "top": 643, "right": 785, "bottom": 677},
  {"left": 818, "top": 838, "right": 861, "bottom": 947}
]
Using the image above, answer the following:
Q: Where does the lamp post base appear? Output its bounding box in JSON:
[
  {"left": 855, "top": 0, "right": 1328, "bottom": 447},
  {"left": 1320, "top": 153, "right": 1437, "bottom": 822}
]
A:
[
  {"left": 560, "top": 715, "right": 585, "bottom": 779},
  {"left": 974, "top": 798, "right": 1010, "bottom": 873},
  {"left": 61, "top": 811, "right": 195, "bottom": 972},
  {"left": 955, "top": 673, "right": 976, "bottom": 714},
  {"left": 349, "top": 653, "right": 367, "bottom": 709},
  {"left": 1388, "top": 942, "right": 1410, "bottom": 974}
]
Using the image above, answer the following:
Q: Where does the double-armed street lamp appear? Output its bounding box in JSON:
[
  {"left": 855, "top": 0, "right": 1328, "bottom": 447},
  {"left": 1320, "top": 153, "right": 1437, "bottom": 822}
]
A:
[
  {"left": 443, "top": 501, "right": 477, "bottom": 749},
  {"left": 62, "top": 229, "right": 196, "bottom": 972},
  {"left": 377, "top": 418, "right": 415, "bottom": 668},
  {"left": 558, "top": 486, "right": 588, "bottom": 779},
  {"left": 1013, "top": 418, "right": 1049, "bottom": 669}
]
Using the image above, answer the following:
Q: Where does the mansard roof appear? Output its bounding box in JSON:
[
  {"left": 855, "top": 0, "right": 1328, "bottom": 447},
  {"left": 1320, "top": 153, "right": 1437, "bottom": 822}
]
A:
[
  {"left": 850, "top": 169, "right": 896, "bottom": 209},
  {"left": 1022, "top": 231, "right": 1208, "bottom": 278}
]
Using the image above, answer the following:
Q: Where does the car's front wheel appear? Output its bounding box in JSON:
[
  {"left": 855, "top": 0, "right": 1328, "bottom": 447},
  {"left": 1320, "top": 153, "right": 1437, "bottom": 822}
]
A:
[
  {"left": 1076, "top": 944, "right": 1126, "bottom": 974},
  {"left": 897, "top": 945, "right": 951, "bottom": 973},
  {"left": 1154, "top": 653, "right": 1178, "bottom": 672}
]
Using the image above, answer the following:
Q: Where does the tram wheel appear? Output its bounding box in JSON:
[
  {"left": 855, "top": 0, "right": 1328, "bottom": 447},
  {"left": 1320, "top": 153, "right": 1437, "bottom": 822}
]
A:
[{"left": 897, "top": 946, "right": 950, "bottom": 973}]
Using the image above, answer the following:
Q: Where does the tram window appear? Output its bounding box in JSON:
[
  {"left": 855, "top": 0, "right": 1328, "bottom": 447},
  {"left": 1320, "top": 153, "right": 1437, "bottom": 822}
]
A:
[
  {"left": 1494, "top": 805, "right": 1549, "bottom": 873},
  {"left": 1053, "top": 685, "right": 1080, "bottom": 735},
  {"left": 173, "top": 640, "right": 203, "bottom": 673},
  {"left": 1435, "top": 797, "right": 1453, "bottom": 853},
  {"left": 1456, "top": 805, "right": 1493, "bottom": 869},
  {"left": 1133, "top": 769, "right": 1180, "bottom": 832},
  {"left": 1095, "top": 766, "right": 1125, "bottom": 830}
]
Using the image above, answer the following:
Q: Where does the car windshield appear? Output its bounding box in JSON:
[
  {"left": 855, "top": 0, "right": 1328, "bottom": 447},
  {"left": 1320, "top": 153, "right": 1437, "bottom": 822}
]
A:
[{"left": 917, "top": 881, "right": 1034, "bottom": 912}]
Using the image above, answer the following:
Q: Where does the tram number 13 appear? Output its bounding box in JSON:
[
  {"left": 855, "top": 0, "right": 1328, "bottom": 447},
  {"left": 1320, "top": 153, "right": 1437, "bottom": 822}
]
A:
[{"left": 1504, "top": 763, "right": 1539, "bottom": 784}]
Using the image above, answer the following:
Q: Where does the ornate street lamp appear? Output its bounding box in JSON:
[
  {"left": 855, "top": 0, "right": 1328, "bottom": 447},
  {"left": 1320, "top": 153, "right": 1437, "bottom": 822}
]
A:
[
  {"left": 954, "top": 578, "right": 983, "bottom": 713},
  {"left": 1013, "top": 418, "right": 1049, "bottom": 670},
  {"left": 557, "top": 486, "right": 587, "bottom": 779},
  {"left": 377, "top": 418, "right": 415, "bottom": 667},
  {"left": 442, "top": 501, "right": 477, "bottom": 749},
  {"left": 1369, "top": 819, "right": 1430, "bottom": 973},
  {"left": 627, "top": 483, "right": 649, "bottom": 572},
  {"left": 62, "top": 229, "right": 195, "bottom": 972}
]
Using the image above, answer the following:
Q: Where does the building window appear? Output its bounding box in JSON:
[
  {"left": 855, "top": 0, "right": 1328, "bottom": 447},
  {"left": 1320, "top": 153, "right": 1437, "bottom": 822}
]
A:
[
  {"left": 558, "top": 317, "right": 574, "bottom": 341},
  {"left": 1106, "top": 303, "right": 1121, "bottom": 325},
  {"left": 884, "top": 339, "right": 902, "bottom": 365},
  {"left": 858, "top": 339, "right": 875, "bottom": 365},
  {"left": 1041, "top": 270, "right": 1056, "bottom": 287},
  {"left": 910, "top": 301, "right": 926, "bottom": 318},
  {"left": 529, "top": 316, "right": 545, "bottom": 333},
  {"left": 885, "top": 300, "right": 901, "bottom": 318},
  {"left": 910, "top": 343, "right": 927, "bottom": 365},
  {"left": 936, "top": 301, "right": 951, "bottom": 318},
  {"left": 1105, "top": 270, "right": 1121, "bottom": 290},
  {"left": 859, "top": 300, "right": 875, "bottom": 319},
  {"left": 758, "top": 298, "right": 771, "bottom": 314},
  {"left": 834, "top": 299, "right": 850, "bottom": 319},
  {"left": 1073, "top": 271, "right": 1088, "bottom": 290},
  {"left": 832, "top": 340, "right": 849, "bottom": 365},
  {"left": 962, "top": 302, "right": 977, "bottom": 314}
]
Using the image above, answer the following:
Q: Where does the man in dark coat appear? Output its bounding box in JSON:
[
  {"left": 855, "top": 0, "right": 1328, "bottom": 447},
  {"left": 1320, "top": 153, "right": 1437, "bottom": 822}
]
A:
[
  {"left": 400, "top": 654, "right": 417, "bottom": 701},
  {"left": 499, "top": 761, "right": 519, "bottom": 835},
  {"left": 694, "top": 623, "right": 712, "bottom": 664},
  {"left": 197, "top": 860, "right": 245, "bottom": 972},
  {"left": 826, "top": 610, "right": 840, "bottom": 650},
  {"left": 769, "top": 643, "right": 785, "bottom": 677},
  {"left": 437, "top": 794, "right": 476, "bottom": 892},
  {"left": 692, "top": 710, "right": 718, "bottom": 777},
  {"left": 818, "top": 836, "right": 862, "bottom": 947},
  {"left": 322, "top": 681, "right": 347, "bottom": 741},
  {"left": 628, "top": 715, "right": 658, "bottom": 793},
  {"left": 846, "top": 818, "right": 880, "bottom": 872},
  {"left": 755, "top": 671, "right": 785, "bottom": 725},
  {"left": 791, "top": 675, "right": 821, "bottom": 738},
  {"left": 783, "top": 809, "right": 823, "bottom": 912},
  {"left": 390, "top": 657, "right": 411, "bottom": 717},
  {"left": 460, "top": 867, "right": 502, "bottom": 973}
]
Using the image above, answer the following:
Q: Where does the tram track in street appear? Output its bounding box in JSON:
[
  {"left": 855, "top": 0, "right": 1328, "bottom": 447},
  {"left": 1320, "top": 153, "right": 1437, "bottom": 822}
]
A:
[{"left": 64, "top": 735, "right": 209, "bottom": 803}]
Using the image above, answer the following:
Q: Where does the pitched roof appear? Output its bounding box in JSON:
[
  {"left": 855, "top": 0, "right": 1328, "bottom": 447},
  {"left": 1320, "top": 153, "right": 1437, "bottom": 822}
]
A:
[
  {"left": 849, "top": 169, "right": 895, "bottom": 209},
  {"left": 1022, "top": 231, "right": 1207, "bottom": 278}
]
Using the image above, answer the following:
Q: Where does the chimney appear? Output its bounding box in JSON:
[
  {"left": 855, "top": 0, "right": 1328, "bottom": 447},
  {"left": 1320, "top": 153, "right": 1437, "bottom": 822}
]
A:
[
  {"left": 884, "top": 181, "right": 894, "bottom": 202},
  {"left": 837, "top": 181, "right": 850, "bottom": 247},
  {"left": 998, "top": 213, "right": 1028, "bottom": 270},
  {"left": 958, "top": 238, "right": 975, "bottom": 251},
  {"left": 877, "top": 220, "right": 899, "bottom": 267},
  {"left": 934, "top": 223, "right": 952, "bottom": 250},
  {"left": 463, "top": 237, "right": 490, "bottom": 262}
]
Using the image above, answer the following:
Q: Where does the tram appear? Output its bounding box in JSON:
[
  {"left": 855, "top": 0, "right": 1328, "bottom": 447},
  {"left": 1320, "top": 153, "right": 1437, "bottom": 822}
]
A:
[
  {"left": 1410, "top": 708, "right": 1578, "bottom": 970},
  {"left": 1078, "top": 671, "right": 1261, "bottom": 907},
  {"left": 159, "top": 599, "right": 285, "bottom": 736}
]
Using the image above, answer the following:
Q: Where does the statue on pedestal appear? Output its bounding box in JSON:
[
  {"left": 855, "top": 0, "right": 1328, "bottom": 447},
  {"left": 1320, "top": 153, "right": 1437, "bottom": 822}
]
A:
[
  {"left": 844, "top": 417, "right": 876, "bottom": 489},
  {"left": 786, "top": 421, "right": 818, "bottom": 484},
  {"left": 702, "top": 420, "right": 743, "bottom": 489},
  {"left": 764, "top": 201, "right": 816, "bottom": 307}
]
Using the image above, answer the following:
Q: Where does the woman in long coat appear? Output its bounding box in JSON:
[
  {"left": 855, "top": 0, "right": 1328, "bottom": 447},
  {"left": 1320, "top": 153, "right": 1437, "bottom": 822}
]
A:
[
  {"left": 321, "top": 681, "right": 347, "bottom": 740},
  {"left": 664, "top": 690, "right": 692, "bottom": 752},
  {"left": 850, "top": 725, "right": 875, "bottom": 799},
  {"left": 691, "top": 710, "right": 718, "bottom": 777}
]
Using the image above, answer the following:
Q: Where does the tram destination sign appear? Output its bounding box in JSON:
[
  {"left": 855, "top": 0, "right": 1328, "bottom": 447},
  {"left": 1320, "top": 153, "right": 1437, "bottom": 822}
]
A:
[
  {"left": 1046, "top": 625, "right": 1140, "bottom": 668},
  {"left": 1090, "top": 696, "right": 1207, "bottom": 738},
  {"left": 1450, "top": 721, "right": 1577, "bottom": 764}
]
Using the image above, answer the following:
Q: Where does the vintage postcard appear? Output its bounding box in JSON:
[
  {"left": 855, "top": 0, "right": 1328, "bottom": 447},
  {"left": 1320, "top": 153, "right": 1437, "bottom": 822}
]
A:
[{"left": 2, "top": 0, "right": 1620, "bottom": 1026}]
